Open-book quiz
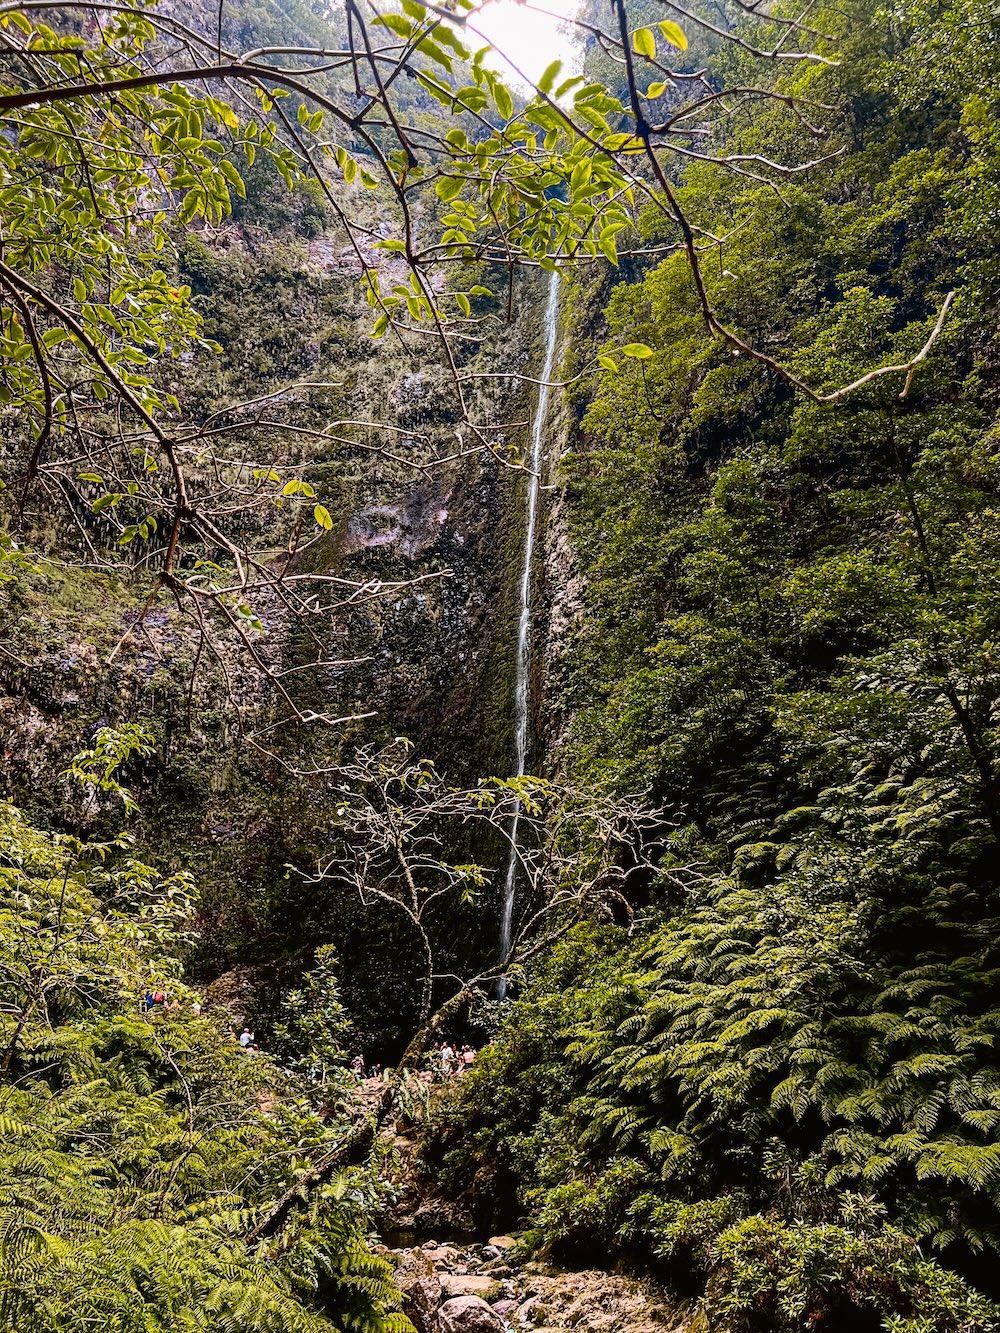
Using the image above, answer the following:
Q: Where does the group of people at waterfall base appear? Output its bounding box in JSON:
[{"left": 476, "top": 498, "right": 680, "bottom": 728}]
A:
[
  {"left": 428, "top": 1041, "right": 478, "bottom": 1079},
  {"left": 350, "top": 1041, "right": 478, "bottom": 1082}
]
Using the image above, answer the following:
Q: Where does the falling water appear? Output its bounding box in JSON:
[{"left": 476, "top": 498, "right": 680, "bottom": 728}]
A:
[{"left": 498, "top": 270, "right": 561, "bottom": 994}]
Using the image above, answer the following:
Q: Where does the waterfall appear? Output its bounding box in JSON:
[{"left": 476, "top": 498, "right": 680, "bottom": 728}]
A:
[{"left": 498, "top": 270, "right": 561, "bottom": 994}]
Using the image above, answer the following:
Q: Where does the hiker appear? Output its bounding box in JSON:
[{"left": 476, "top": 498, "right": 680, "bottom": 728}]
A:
[
  {"left": 191, "top": 998, "right": 202, "bottom": 1017},
  {"left": 462, "top": 1044, "right": 476, "bottom": 1069},
  {"left": 351, "top": 1054, "right": 365, "bottom": 1079},
  {"left": 239, "top": 1027, "right": 254, "bottom": 1047},
  {"left": 144, "top": 991, "right": 154, "bottom": 1012}
]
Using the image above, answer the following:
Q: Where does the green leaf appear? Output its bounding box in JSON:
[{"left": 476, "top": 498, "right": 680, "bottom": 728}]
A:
[
  {"left": 314, "top": 504, "right": 334, "bottom": 531},
  {"left": 456, "top": 293, "right": 471, "bottom": 316},
  {"left": 598, "top": 227, "right": 619, "bottom": 266},
  {"left": 604, "top": 131, "right": 645, "bottom": 153},
  {"left": 494, "top": 82, "right": 513, "bottom": 121},
  {"left": 538, "top": 59, "right": 562, "bottom": 95},
  {"left": 218, "top": 158, "right": 246, "bottom": 199},
  {"left": 645, "top": 82, "right": 667, "bottom": 99},
  {"left": 632, "top": 27, "right": 656, "bottom": 58},
  {"left": 416, "top": 35, "right": 453, "bottom": 70},
  {"left": 178, "top": 188, "right": 202, "bottom": 223},
  {"left": 622, "top": 342, "right": 654, "bottom": 359},
  {"left": 436, "top": 175, "right": 464, "bottom": 202},
  {"left": 375, "top": 12, "right": 414, "bottom": 37},
  {"left": 434, "top": 25, "right": 470, "bottom": 58},
  {"left": 598, "top": 355, "right": 619, "bottom": 372},
  {"left": 658, "top": 19, "right": 688, "bottom": 50}
]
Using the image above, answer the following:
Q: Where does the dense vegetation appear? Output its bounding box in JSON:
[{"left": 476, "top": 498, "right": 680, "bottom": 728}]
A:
[
  {"left": 429, "top": 0, "right": 1000, "bottom": 1327},
  {"left": 0, "top": 726, "right": 405, "bottom": 1332},
  {"left": 1, "top": 0, "right": 999, "bottom": 1326}
]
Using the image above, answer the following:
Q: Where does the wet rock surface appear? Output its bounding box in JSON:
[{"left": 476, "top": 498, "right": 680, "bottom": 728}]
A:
[{"left": 386, "top": 1238, "right": 690, "bottom": 1333}]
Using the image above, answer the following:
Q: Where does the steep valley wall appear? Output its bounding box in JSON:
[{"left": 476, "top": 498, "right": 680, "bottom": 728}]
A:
[{"left": 0, "top": 177, "right": 555, "bottom": 1048}]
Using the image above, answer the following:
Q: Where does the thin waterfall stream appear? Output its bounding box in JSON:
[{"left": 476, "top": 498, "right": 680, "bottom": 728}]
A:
[{"left": 498, "top": 270, "right": 561, "bottom": 993}]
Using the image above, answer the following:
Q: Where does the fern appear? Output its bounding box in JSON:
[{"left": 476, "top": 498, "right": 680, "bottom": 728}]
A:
[{"left": 0, "top": 797, "right": 404, "bottom": 1333}]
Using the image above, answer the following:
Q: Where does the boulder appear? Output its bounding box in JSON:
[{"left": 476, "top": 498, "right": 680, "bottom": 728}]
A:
[
  {"left": 438, "top": 1296, "right": 506, "bottom": 1333},
  {"left": 440, "top": 1274, "right": 502, "bottom": 1301},
  {"left": 403, "top": 1275, "right": 443, "bottom": 1333},
  {"left": 479, "top": 1260, "right": 512, "bottom": 1277},
  {"left": 394, "top": 1249, "right": 434, "bottom": 1283},
  {"left": 515, "top": 1296, "right": 542, "bottom": 1323},
  {"left": 487, "top": 1235, "right": 516, "bottom": 1251},
  {"left": 394, "top": 1251, "right": 442, "bottom": 1333},
  {"left": 422, "top": 1244, "right": 467, "bottom": 1271},
  {"left": 511, "top": 1269, "right": 689, "bottom": 1333}
]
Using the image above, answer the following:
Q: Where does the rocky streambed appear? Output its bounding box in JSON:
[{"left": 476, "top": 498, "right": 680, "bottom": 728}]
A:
[{"left": 382, "top": 1235, "right": 690, "bottom": 1333}]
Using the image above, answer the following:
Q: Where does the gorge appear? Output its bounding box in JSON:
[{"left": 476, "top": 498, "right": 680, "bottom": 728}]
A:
[{"left": 1, "top": 0, "right": 1000, "bottom": 1331}]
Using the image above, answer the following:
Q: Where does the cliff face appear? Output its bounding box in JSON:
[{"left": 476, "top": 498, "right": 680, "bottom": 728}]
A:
[
  {"left": 535, "top": 270, "right": 610, "bottom": 777},
  {"left": 0, "top": 154, "right": 556, "bottom": 1045}
]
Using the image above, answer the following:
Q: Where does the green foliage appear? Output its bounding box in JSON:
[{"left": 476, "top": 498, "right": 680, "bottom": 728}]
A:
[
  {"left": 0, "top": 736, "right": 404, "bottom": 1333},
  {"left": 274, "top": 945, "right": 354, "bottom": 1094},
  {"left": 700, "top": 1211, "right": 997, "bottom": 1333},
  {"left": 437, "top": 914, "right": 1000, "bottom": 1328},
  {"left": 0, "top": 8, "right": 256, "bottom": 431},
  {"left": 62, "top": 722, "right": 155, "bottom": 815},
  {"left": 427, "top": 0, "right": 1000, "bottom": 1326}
]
